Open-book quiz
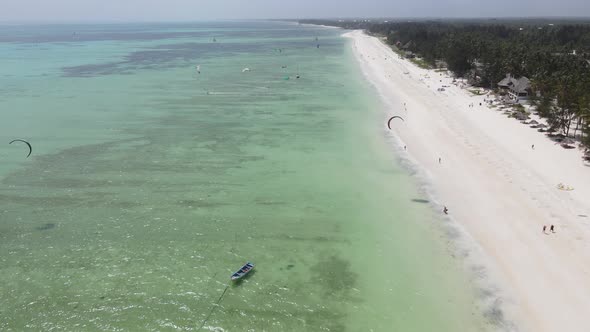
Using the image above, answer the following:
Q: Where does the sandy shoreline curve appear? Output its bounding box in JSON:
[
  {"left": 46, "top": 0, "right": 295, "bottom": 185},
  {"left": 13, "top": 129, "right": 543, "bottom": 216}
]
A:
[{"left": 345, "top": 30, "right": 590, "bottom": 332}]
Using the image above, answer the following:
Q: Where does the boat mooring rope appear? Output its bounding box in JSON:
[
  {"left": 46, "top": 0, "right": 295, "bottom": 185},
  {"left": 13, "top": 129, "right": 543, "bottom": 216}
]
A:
[{"left": 197, "top": 284, "right": 230, "bottom": 331}]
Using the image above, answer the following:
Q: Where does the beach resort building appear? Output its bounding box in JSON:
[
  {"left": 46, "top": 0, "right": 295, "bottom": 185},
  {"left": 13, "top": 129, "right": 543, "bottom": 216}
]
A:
[
  {"left": 497, "top": 74, "right": 532, "bottom": 102},
  {"left": 401, "top": 40, "right": 414, "bottom": 51}
]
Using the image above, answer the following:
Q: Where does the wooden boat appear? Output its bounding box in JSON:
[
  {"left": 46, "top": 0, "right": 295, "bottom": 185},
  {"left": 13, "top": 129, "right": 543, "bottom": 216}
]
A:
[{"left": 231, "top": 262, "right": 254, "bottom": 281}]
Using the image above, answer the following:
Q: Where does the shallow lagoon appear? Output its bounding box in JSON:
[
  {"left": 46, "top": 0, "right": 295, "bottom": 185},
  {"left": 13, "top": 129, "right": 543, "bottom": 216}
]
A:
[{"left": 0, "top": 21, "right": 487, "bottom": 331}]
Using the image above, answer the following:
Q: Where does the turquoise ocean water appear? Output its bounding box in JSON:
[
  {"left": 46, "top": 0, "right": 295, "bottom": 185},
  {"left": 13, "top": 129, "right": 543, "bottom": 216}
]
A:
[{"left": 0, "top": 21, "right": 488, "bottom": 331}]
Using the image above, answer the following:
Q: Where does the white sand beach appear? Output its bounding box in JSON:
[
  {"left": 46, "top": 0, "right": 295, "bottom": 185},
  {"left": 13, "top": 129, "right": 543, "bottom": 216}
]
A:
[{"left": 346, "top": 30, "right": 590, "bottom": 332}]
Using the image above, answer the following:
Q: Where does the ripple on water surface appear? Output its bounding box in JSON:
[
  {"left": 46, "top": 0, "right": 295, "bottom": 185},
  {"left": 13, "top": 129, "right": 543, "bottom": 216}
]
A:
[{"left": 0, "top": 21, "right": 489, "bottom": 331}]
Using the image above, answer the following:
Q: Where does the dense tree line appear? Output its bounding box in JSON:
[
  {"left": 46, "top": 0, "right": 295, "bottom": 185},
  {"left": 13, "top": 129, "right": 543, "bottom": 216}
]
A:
[{"left": 300, "top": 19, "right": 590, "bottom": 151}]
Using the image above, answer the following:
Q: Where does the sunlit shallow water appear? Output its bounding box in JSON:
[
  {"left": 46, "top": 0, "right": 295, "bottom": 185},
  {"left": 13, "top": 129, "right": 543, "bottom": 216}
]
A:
[{"left": 0, "top": 21, "right": 488, "bottom": 331}]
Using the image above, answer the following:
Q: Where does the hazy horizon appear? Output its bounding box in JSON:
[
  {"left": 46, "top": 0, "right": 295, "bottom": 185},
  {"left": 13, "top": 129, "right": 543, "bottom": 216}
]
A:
[{"left": 2, "top": 0, "right": 590, "bottom": 23}]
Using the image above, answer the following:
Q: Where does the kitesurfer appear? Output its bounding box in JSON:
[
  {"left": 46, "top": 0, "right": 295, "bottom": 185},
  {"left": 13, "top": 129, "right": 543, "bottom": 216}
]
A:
[
  {"left": 387, "top": 116, "right": 404, "bottom": 130},
  {"left": 9, "top": 139, "right": 32, "bottom": 158}
]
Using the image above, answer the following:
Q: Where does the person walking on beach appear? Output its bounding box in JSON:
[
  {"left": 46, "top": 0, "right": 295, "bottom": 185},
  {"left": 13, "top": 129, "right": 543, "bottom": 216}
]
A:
[
  {"left": 438, "top": 157, "right": 441, "bottom": 164},
  {"left": 443, "top": 206, "right": 448, "bottom": 214},
  {"left": 532, "top": 144, "right": 535, "bottom": 150},
  {"left": 550, "top": 225, "right": 555, "bottom": 233},
  {"left": 404, "top": 145, "right": 407, "bottom": 151},
  {"left": 543, "top": 225, "right": 547, "bottom": 233}
]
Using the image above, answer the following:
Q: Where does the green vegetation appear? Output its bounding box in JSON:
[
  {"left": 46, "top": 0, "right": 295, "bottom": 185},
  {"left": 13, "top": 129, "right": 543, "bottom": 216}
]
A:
[
  {"left": 389, "top": 45, "right": 404, "bottom": 57},
  {"left": 514, "top": 104, "right": 526, "bottom": 112},
  {"left": 410, "top": 57, "right": 431, "bottom": 69},
  {"left": 300, "top": 19, "right": 590, "bottom": 152}
]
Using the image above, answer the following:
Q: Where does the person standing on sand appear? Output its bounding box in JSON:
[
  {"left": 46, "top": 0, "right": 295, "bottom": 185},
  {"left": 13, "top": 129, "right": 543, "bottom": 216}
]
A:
[
  {"left": 438, "top": 157, "right": 441, "bottom": 164},
  {"left": 543, "top": 225, "right": 547, "bottom": 233},
  {"left": 443, "top": 206, "right": 448, "bottom": 214},
  {"left": 532, "top": 144, "right": 535, "bottom": 150},
  {"left": 550, "top": 225, "right": 555, "bottom": 233}
]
